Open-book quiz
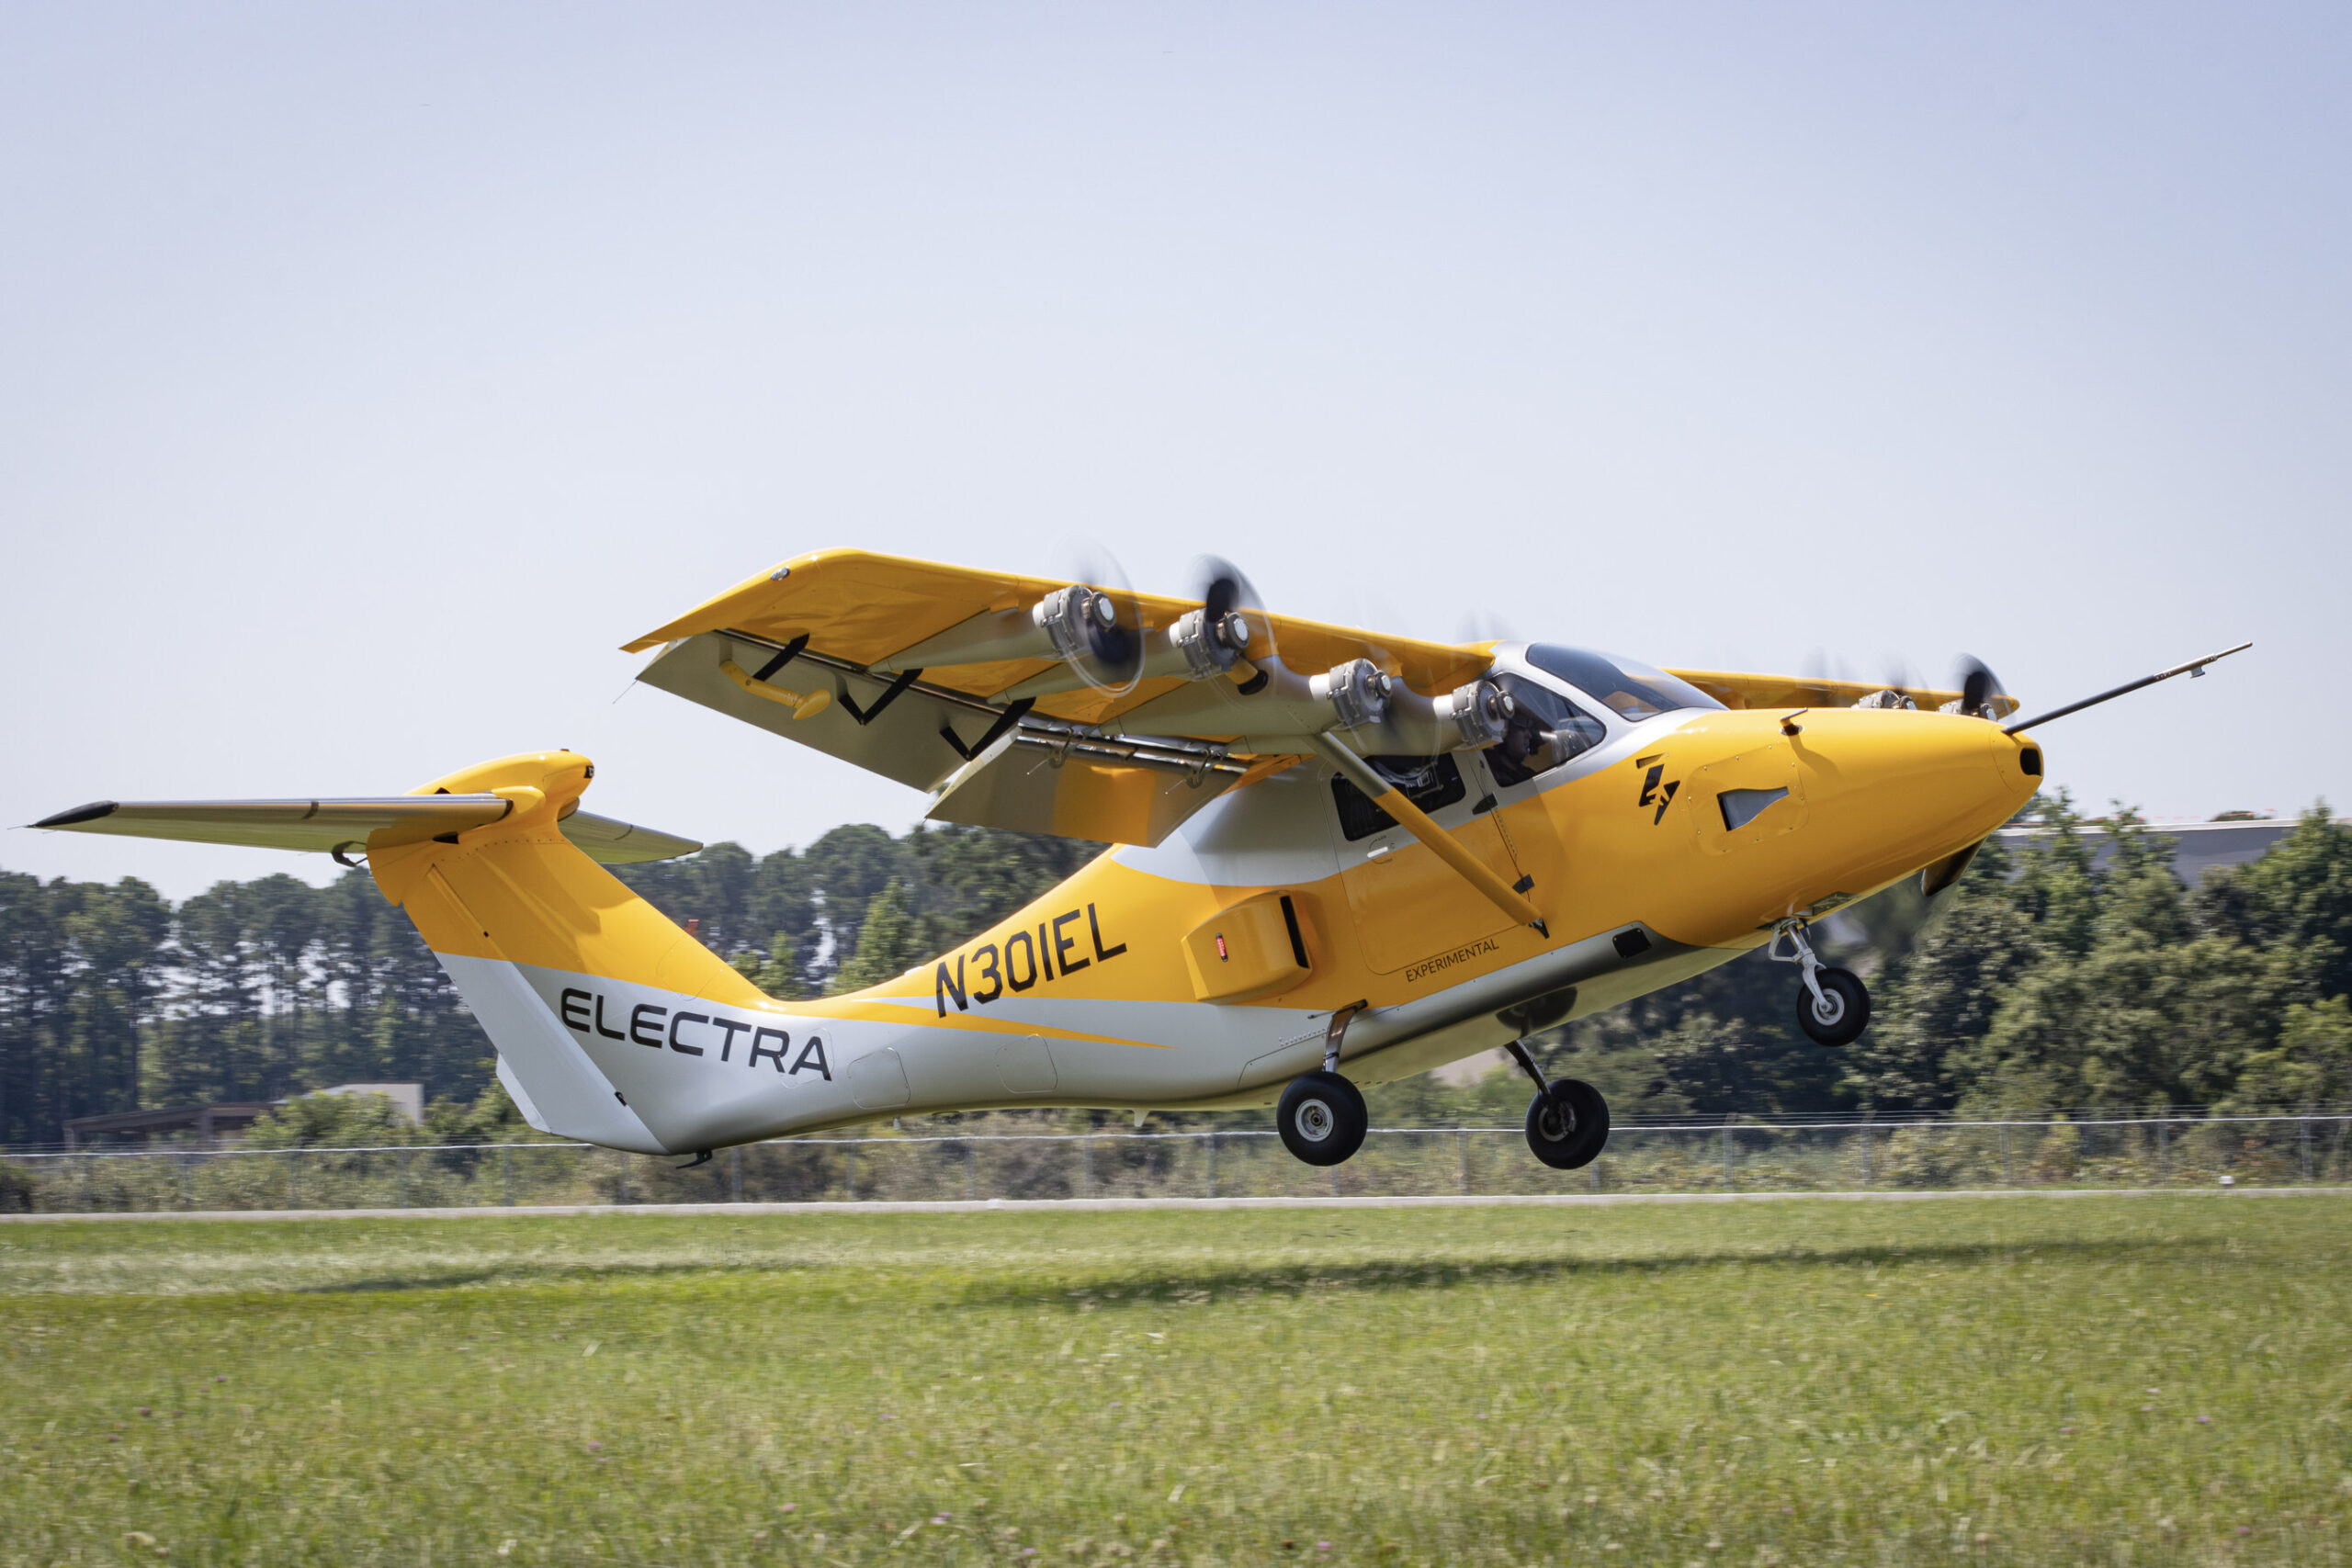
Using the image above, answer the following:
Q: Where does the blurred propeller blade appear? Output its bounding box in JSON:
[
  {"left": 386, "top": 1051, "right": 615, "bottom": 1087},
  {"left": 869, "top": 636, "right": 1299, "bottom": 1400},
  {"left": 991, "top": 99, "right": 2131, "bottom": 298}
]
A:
[
  {"left": 1192, "top": 555, "right": 1278, "bottom": 671},
  {"left": 1069, "top": 548, "right": 1145, "bottom": 695},
  {"left": 1955, "top": 655, "right": 2007, "bottom": 719}
]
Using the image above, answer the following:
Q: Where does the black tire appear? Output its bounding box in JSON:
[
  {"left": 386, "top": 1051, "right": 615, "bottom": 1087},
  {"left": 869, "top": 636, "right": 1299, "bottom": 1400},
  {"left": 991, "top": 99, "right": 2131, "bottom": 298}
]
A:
[
  {"left": 1796, "top": 966, "right": 1871, "bottom": 1046},
  {"left": 1524, "top": 1078, "right": 1610, "bottom": 1169},
  {"left": 1276, "top": 1070, "right": 1368, "bottom": 1166}
]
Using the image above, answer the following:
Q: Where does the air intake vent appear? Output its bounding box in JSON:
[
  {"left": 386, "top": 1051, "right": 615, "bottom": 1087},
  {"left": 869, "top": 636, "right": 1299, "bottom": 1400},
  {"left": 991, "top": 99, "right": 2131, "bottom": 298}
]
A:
[{"left": 1719, "top": 785, "right": 1791, "bottom": 831}]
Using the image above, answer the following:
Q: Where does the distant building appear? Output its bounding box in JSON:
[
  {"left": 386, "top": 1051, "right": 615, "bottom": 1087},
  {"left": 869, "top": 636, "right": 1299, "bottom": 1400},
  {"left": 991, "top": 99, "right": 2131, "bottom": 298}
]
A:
[
  {"left": 1990, "top": 818, "right": 2342, "bottom": 886},
  {"left": 61, "top": 1083, "right": 424, "bottom": 1149},
  {"left": 312, "top": 1083, "right": 425, "bottom": 1123},
  {"left": 61, "top": 1101, "right": 277, "bottom": 1150}
]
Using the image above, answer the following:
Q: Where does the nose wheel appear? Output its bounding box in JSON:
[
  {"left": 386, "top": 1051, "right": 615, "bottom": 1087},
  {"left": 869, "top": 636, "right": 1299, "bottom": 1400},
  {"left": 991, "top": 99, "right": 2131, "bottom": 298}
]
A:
[{"left": 1770, "top": 919, "right": 1871, "bottom": 1046}]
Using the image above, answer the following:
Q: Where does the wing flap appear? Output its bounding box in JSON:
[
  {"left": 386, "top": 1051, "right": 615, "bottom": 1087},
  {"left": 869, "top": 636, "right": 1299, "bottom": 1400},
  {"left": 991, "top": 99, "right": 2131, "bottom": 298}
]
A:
[
  {"left": 637, "top": 631, "right": 998, "bottom": 794},
  {"left": 925, "top": 729, "right": 1238, "bottom": 847}
]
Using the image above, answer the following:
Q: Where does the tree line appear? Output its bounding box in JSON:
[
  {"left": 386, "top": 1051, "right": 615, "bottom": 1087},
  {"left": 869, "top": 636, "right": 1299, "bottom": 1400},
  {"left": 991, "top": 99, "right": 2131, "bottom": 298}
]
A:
[
  {"left": 0, "top": 823, "right": 1094, "bottom": 1148},
  {"left": 1, "top": 798, "right": 2345, "bottom": 1147}
]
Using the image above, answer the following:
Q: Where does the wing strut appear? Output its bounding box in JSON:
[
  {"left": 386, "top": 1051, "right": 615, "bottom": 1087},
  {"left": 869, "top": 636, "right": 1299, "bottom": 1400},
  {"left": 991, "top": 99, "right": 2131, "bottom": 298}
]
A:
[{"left": 1306, "top": 735, "right": 1550, "bottom": 938}]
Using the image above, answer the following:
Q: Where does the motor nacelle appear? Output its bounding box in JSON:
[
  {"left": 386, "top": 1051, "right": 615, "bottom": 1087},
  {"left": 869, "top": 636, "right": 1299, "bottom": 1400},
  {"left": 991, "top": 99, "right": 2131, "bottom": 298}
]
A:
[
  {"left": 1310, "top": 659, "right": 1393, "bottom": 732},
  {"left": 1169, "top": 606, "right": 1253, "bottom": 679},
  {"left": 1432, "top": 678, "right": 1514, "bottom": 749},
  {"left": 1034, "top": 584, "right": 1122, "bottom": 667}
]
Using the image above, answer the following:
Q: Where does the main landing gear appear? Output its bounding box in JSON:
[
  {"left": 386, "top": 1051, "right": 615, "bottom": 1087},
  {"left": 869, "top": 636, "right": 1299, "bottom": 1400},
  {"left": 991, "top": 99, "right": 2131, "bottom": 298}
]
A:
[
  {"left": 1770, "top": 919, "right": 1871, "bottom": 1047},
  {"left": 1277, "top": 1001, "right": 1371, "bottom": 1166},
  {"left": 1271, "top": 1002, "right": 1612, "bottom": 1170},
  {"left": 1506, "top": 1039, "right": 1609, "bottom": 1169},
  {"left": 1276, "top": 1070, "right": 1369, "bottom": 1166}
]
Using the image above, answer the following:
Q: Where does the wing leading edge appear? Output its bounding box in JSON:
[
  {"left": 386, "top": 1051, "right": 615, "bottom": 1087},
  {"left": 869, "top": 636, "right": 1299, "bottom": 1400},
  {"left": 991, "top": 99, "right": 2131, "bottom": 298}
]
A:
[{"left": 625, "top": 549, "right": 1498, "bottom": 847}]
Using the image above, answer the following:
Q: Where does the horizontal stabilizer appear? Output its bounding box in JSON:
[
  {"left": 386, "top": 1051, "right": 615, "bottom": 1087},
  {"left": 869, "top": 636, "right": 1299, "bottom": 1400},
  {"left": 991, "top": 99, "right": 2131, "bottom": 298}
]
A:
[{"left": 31, "top": 795, "right": 701, "bottom": 864}]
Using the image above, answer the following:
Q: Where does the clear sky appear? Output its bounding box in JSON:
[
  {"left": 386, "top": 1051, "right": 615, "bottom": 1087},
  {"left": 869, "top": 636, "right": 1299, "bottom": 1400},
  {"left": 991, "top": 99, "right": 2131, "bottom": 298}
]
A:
[{"left": 5, "top": 3, "right": 2346, "bottom": 900}]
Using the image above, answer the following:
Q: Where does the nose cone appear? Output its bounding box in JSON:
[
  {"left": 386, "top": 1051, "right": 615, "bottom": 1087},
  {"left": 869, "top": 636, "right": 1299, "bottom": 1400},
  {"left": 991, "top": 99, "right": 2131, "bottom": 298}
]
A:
[{"left": 1791, "top": 707, "right": 2040, "bottom": 889}]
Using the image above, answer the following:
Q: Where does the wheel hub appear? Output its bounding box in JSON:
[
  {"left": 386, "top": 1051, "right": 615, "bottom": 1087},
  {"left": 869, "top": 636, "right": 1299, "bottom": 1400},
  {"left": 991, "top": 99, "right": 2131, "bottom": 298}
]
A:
[{"left": 1295, "top": 1100, "right": 1334, "bottom": 1142}]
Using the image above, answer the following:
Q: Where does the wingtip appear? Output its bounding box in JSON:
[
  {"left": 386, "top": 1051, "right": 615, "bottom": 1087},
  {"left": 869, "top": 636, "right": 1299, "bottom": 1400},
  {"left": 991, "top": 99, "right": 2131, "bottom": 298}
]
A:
[{"left": 33, "top": 801, "right": 119, "bottom": 829}]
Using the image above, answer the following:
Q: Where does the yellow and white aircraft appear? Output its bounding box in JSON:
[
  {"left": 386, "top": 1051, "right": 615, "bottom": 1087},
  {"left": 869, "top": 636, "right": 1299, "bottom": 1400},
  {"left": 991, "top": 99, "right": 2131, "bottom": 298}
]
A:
[{"left": 36, "top": 551, "right": 2247, "bottom": 1170}]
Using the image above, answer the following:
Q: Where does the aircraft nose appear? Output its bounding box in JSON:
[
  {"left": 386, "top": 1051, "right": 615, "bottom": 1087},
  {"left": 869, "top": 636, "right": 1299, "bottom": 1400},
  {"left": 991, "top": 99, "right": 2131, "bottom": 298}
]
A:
[{"left": 1791, "top": 708, "right": 2039, "bottom": 881}]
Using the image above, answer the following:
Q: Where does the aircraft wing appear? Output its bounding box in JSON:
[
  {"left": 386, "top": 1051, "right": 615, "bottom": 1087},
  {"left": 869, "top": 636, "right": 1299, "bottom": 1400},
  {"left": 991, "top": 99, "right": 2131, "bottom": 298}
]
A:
[
  {"left": 32, "top": 796, "right": 702, "bottom": 863},
  {"left": 624, "top": 549, "right": 1494, "bottom": 847},
  {"left": 1664, "top": 669, "right": 2020, "bottom": 721}
]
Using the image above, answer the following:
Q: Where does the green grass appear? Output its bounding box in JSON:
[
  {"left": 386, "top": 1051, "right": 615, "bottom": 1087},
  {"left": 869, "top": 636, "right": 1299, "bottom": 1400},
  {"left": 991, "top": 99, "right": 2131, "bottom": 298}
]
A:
[{"left": 3, "top": 1198, "right": 2347, "bottom": 1566}]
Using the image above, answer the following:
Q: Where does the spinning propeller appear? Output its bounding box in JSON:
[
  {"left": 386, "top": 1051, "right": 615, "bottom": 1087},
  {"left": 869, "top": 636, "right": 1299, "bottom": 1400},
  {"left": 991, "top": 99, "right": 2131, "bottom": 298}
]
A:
[
  {"left": 1953, "top": 656, "right": 2008, "bottom": 720},
  {"left": 1059, "top": 552, "right": 1145, "bottom": 696}
]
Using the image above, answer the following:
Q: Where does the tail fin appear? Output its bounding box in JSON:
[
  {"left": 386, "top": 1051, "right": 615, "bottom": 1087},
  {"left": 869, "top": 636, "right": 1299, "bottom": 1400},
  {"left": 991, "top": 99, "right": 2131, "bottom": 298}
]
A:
[
  {"left": 35, "top": 750, "right": 758, "bottom": 1155},
  {"left": 364, "top": 752, "right": 769, "bottom": 1154}
]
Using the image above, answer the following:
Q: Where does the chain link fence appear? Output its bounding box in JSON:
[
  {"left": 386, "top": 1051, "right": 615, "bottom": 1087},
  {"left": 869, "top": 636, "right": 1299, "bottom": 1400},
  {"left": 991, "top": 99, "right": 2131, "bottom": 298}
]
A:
[{"left": 3, "top": 1110, "right": 2346, "bottom": 1214}]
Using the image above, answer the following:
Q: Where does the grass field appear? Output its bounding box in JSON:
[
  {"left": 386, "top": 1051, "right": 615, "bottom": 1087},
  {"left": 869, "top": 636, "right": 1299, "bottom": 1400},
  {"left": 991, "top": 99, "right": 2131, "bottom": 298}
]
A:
[{"left": 3, "top": 1197, "right": 2347, "bottom": 1566}]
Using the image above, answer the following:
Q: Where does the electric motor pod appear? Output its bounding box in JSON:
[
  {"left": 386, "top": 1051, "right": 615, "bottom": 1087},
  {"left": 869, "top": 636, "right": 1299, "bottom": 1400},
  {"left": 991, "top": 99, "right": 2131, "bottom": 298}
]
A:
[
  {"left": 1309, "top": 659, "right": 1393, "bottom": 732},
  {"left": 1434, "top": 678, "right": 1515, "bottom": 750},
  {"left": 1170, "top": 606, "right": 1251, "bottom": 679},
  {"left": 1034, "top": 583, "right": 1118, "bottom": 664}
]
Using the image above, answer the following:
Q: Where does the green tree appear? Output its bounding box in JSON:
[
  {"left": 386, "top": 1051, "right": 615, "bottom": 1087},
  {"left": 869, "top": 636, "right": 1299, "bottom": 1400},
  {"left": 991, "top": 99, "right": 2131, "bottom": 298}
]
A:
[
  {"left": 731, "top": 931, "right": 807, "bottom": 999},
  {"left": 2223, "top": 996, "right": 2352, "bottom": 1109},
  {"left": 244, "top": 1090, "right": 419, "bottom": 1148},
  {"left": 829, "top": 880, "right": 920, "bottom": 994},
  {"left": 1962, "top": 934, "right": 2320, "bottom": 1110},
  {"left": 2193, "top": 804, "right": 2352, "bottom": 998},
  {"left": 1843, "top": 840, "right": 2040, "bottom": 1111}
]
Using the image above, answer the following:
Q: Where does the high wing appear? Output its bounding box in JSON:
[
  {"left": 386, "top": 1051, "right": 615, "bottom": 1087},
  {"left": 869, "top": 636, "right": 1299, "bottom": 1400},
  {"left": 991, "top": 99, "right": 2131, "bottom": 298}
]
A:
[
  {"left": 624, "top": 548, "right": 2020, "bottom": 849},
  {"left": 1665, "top": 669, "right": 2019, "bottom": 720},
  {"left": 625, "top": 549, "right": 1495, "bottom": 847},
  {"left": 32, "top": 796, "right": 701, "bottom": 864}
]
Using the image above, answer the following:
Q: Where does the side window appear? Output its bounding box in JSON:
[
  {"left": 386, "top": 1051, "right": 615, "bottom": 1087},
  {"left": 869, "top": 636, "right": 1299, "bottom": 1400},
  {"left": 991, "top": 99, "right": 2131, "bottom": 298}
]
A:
[
  {"left": 1486, "top": 674, "right": 1607, "bottom": 788},
  {"left": 1331, "top": 753, "right": 1469, "bottom": 842}
]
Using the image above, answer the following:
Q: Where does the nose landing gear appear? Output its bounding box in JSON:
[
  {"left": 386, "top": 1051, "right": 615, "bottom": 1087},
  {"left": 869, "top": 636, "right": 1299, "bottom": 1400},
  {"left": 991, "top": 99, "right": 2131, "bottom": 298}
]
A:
[{"left": 1770, "top": 919, "right": 1871, "bottom": 1046}]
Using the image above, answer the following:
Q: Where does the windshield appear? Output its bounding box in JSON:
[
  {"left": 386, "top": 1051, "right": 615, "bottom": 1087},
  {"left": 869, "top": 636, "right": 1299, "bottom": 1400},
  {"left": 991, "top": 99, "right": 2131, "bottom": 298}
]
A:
[
  {"left": 1487, "top": 675, "right": 1607, "bottom": 788},
  {"left": 1525, "top": 645, "right": 1724, "bottom": 723}
]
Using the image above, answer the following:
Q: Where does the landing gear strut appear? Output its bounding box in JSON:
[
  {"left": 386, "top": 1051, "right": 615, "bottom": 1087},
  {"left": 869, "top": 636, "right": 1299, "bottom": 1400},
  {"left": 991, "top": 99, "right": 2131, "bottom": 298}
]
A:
[
  {"left": 1507, "top": 1039, "right": 1609, "bottom": 1169},
  {"left": 1276, "top": 1002, "right": 1370, "bottom": 1167},
  {"left": 1770, "top": 919, "right": 1871, "bottom": 1046}
]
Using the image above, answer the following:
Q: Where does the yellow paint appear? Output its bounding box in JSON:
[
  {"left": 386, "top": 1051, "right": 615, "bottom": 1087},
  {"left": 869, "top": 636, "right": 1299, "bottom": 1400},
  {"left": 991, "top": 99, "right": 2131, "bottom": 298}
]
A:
[
  {"left": 1668, "top": 667, "right": 2019, "bottom": 721},
  {"left": 367, "top": 750, "right": 767, "bottom": 1008},
  {"left": 718, "top": 659, "right": 831, "bottom": 720},
  {"left": 1181, "top": 891, "right": 1312, "bottom": 1002},
  {"left": 623, "top": 548, "right": 1494, "bottom": 726},
  {"left": 359, "top": 700, "right": 2037, "bottom": 1050}
]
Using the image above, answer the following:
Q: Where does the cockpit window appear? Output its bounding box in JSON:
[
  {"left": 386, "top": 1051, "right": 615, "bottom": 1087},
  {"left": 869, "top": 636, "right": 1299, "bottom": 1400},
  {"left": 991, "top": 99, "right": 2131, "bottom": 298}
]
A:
[
  {"left": 1526, "top": 646, "right": 1724, "bottom": 722},
  {"left": 1332, "top": 753, "right": 1469, "bottom": 841},
  {"left": 1487, "top": 674, "right": 1608, "bottom": 788}
]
